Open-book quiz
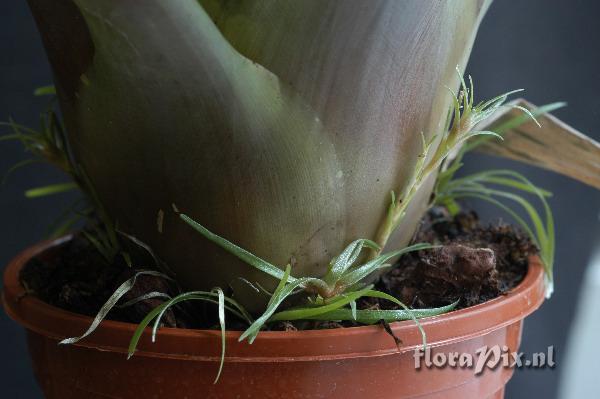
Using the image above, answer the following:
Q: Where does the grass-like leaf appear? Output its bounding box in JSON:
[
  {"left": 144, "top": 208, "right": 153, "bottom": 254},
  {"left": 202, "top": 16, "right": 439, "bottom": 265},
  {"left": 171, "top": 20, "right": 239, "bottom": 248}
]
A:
[
  {"left": 363, "top": 290, "right": 427, "bottom": 348},
  {"left": 60, "top": 270, "right": 172, "bottom": 345},
  {"left": 271, "top": 287, "right": 438, "bottom": 349},
  {"left": 269, "top": 285, "right": 373, "bottom": 322},
  {"left": 33, "top": 85, "right": 56, "bottom": 96},
  {"left": 297, "top": 302, "right": 457, "bottom": 324},
  {"left": 493, "top": 102, "right": 567, "bottom": 134},
  {"left": 82, "top": 230, "right": 117, "bottom": 263},
  {"left": 181, "top": 212, "right": 450, "bottom": 345},
  {"left": 323, "top": 238, "right": 380, "bottom": 286},
  {"left": 47, "top": 213, "right": 81, "bottom": 238},
  {"left": 435, "top": 169, "right": 554, "bottom": 296},
  {"left": 214, "top": 288, "right": 226, "bottom": 384},
  {"left": 2, "top": 100, "right": 127, "bottom": 265},
  {"left": 181, "top": 213, "right": 333, "bottom": 297},
  {"left": 180, "top": 213, "right": 293, "bottom": 283},
  {"left": 239, "top": 265, "right": 322, "bottom": 344},
  {"left": 24, "top": 182, "right": 78, "bottom": 198},
  {"left": 116, "top": 292, "right": 172, "bottom": 308},
  {"left": 128, "top": 291, "right": 251, "bottom": 349},
  {"left": 336, "top": 243, "right": 434, "bottom": 289},
  {"left": 432, "top": 97, "right": 564, "bottom": 297},
  {"left": 444, "top": 102, "right": 567, "bottom": 168},
  {"left": 146, "top": 292, "right": 252, "bottom": 344},
  {"left": 126, "top": 288, "right": 250, "bottom": 384},
  {"left": 2, "top": 158, "right": 41, "bottom": 185}
]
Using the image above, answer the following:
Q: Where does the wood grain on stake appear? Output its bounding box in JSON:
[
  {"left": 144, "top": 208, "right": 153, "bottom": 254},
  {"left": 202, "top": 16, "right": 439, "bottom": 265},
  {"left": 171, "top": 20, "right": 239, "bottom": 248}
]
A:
[{"left": 477, "top": 99, "right": 600, "bottom": 190}]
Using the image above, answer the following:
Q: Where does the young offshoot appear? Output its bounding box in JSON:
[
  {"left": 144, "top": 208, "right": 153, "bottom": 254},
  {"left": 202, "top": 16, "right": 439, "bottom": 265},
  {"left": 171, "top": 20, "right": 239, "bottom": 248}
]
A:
[
  {"left": 122, "top": 214, "right": 454, "bottom": 383},
  {"left": 372, "top": 68, "right": 538, "bottom": 255},
  {"left": 178, "top": 213, "right": 452, "bottom": 345},
  {"left": 432, "top": 102, "right": 566, "bottom": 297}
]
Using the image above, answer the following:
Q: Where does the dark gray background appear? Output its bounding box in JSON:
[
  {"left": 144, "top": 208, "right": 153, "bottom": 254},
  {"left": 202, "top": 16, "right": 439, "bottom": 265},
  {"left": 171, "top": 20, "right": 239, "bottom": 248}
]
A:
[{"left": 1, "top": 1, "right": 599, "bottom": 398}]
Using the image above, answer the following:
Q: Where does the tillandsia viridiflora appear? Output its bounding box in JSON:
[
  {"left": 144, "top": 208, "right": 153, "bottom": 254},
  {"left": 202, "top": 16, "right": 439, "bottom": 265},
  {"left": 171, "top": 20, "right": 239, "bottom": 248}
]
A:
[{"left": 27, "top": 0, "right": 492, "bottom": 310}]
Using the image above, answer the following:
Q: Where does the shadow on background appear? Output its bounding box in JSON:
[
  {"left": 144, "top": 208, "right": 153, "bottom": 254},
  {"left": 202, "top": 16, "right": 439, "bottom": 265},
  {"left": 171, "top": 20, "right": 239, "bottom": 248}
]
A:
[{"left": 1, "top": 1, "right": 599, "bottom": 398}]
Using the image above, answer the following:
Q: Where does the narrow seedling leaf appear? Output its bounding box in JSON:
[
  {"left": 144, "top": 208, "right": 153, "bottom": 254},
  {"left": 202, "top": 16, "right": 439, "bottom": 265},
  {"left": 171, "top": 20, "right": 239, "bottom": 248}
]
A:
[
  {"left": 435, "top": 168, "right": 554, "bottom": 296},
  {"left": 337, "top": 243, "right": 434, "bottom": 289},
  {"left": 25, "top": 182, "right": 78, "bottom": 198},
  {"left": 350, "top": 300, "right": 357, "bottom": 320},
  {"left": 492, "top": 102, "right": 566, "bottom": 134},
  {"left": 117, "top": 229, "right": 172, "bottom": 273},
  {"left": 60, "top": 271, "right": 171, "bottom": 345},
  {"left": 364, "top": 290, "right": 427, "bottom": 348},
  {"left": 180, "top": 214, "right": 293, "bottom": 283},
  {"left": 128, "top": 289, "right": 251, "bottom": 371},
  {"left": 33, "top": 85, "right": 56, "bottom": 96},
  {"left": 240, "top": 268, "right": 324, "bottom": 344},
  {"left": 269, "top": 286, "right": 373, "bottom": 322},
  {"left": 214, "top": 288, "right": 226, "bottom": 384},
  {"left": 324, "top": 238, "right": 380, "bottom": 285},
  {"left": 2, "top": 159, "right": 41, "bottom": 185},
  {"left": 297, "top": 302, "right": 458, "bottom": 324},
  {"left": 116, "top": 292, "right": 172, "bottom": 308}
]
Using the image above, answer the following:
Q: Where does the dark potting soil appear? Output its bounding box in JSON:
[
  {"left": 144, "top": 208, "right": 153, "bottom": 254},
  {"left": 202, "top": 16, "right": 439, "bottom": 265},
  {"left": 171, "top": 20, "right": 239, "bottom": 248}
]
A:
[{"left": 19, "top": 206, "right": 536, "bottom": 331}]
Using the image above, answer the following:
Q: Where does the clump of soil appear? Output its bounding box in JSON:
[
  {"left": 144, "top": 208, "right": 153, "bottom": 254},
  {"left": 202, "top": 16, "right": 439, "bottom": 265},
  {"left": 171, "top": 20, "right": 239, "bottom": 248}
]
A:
[
  {"left": 374, "top": 207, "right": 535, "bottom": 310},
  {"left": 19, "top": 207, "right": 536, "bottom": 331}
]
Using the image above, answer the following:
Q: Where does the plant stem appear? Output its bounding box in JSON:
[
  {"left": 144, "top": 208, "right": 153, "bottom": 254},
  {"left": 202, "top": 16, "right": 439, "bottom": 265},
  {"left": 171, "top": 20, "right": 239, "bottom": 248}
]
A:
[
  {"left": 372, "top": 163, "right": 428, "bottom": 255},
  {"left": 370, "top": 81, "right": 479, "bottom": 256}
]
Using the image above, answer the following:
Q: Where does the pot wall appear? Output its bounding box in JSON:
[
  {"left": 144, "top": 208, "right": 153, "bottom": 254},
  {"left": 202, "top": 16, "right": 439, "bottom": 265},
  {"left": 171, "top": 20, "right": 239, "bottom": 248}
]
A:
[
  {"left": 3, "top": 239, "right": 546, "bottom": 399},
  {"left": 25, "top": 323, "right": 520, "bottom": 398}
]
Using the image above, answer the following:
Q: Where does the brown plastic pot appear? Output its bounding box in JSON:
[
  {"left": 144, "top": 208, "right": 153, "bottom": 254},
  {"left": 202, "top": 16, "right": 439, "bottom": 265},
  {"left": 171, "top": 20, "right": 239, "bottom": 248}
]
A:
[{"left": 3, "top": 238, "right": 546, "bottom": 399}]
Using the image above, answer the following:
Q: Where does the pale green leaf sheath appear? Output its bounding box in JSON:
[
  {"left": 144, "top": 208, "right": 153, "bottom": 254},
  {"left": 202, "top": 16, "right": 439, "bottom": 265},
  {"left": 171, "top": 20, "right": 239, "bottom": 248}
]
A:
[{"left": 34, "top": 0, "right": 490, "bottom": 310}]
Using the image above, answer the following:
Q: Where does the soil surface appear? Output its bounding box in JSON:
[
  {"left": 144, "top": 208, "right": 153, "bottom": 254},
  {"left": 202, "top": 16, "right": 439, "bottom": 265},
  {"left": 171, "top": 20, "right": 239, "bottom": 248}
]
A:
[
  {"left": 19, "top": 207, "right": 536, "bottom": 331},
  {"left": 374, "top": 207, "right": 534, "bottom": 310}
]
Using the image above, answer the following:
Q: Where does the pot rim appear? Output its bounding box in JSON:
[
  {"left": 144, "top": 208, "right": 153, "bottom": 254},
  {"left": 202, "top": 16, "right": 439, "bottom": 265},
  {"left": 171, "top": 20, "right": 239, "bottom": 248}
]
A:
[{"left": 3, "top": 236, "right": 546, "bottom": 362}]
